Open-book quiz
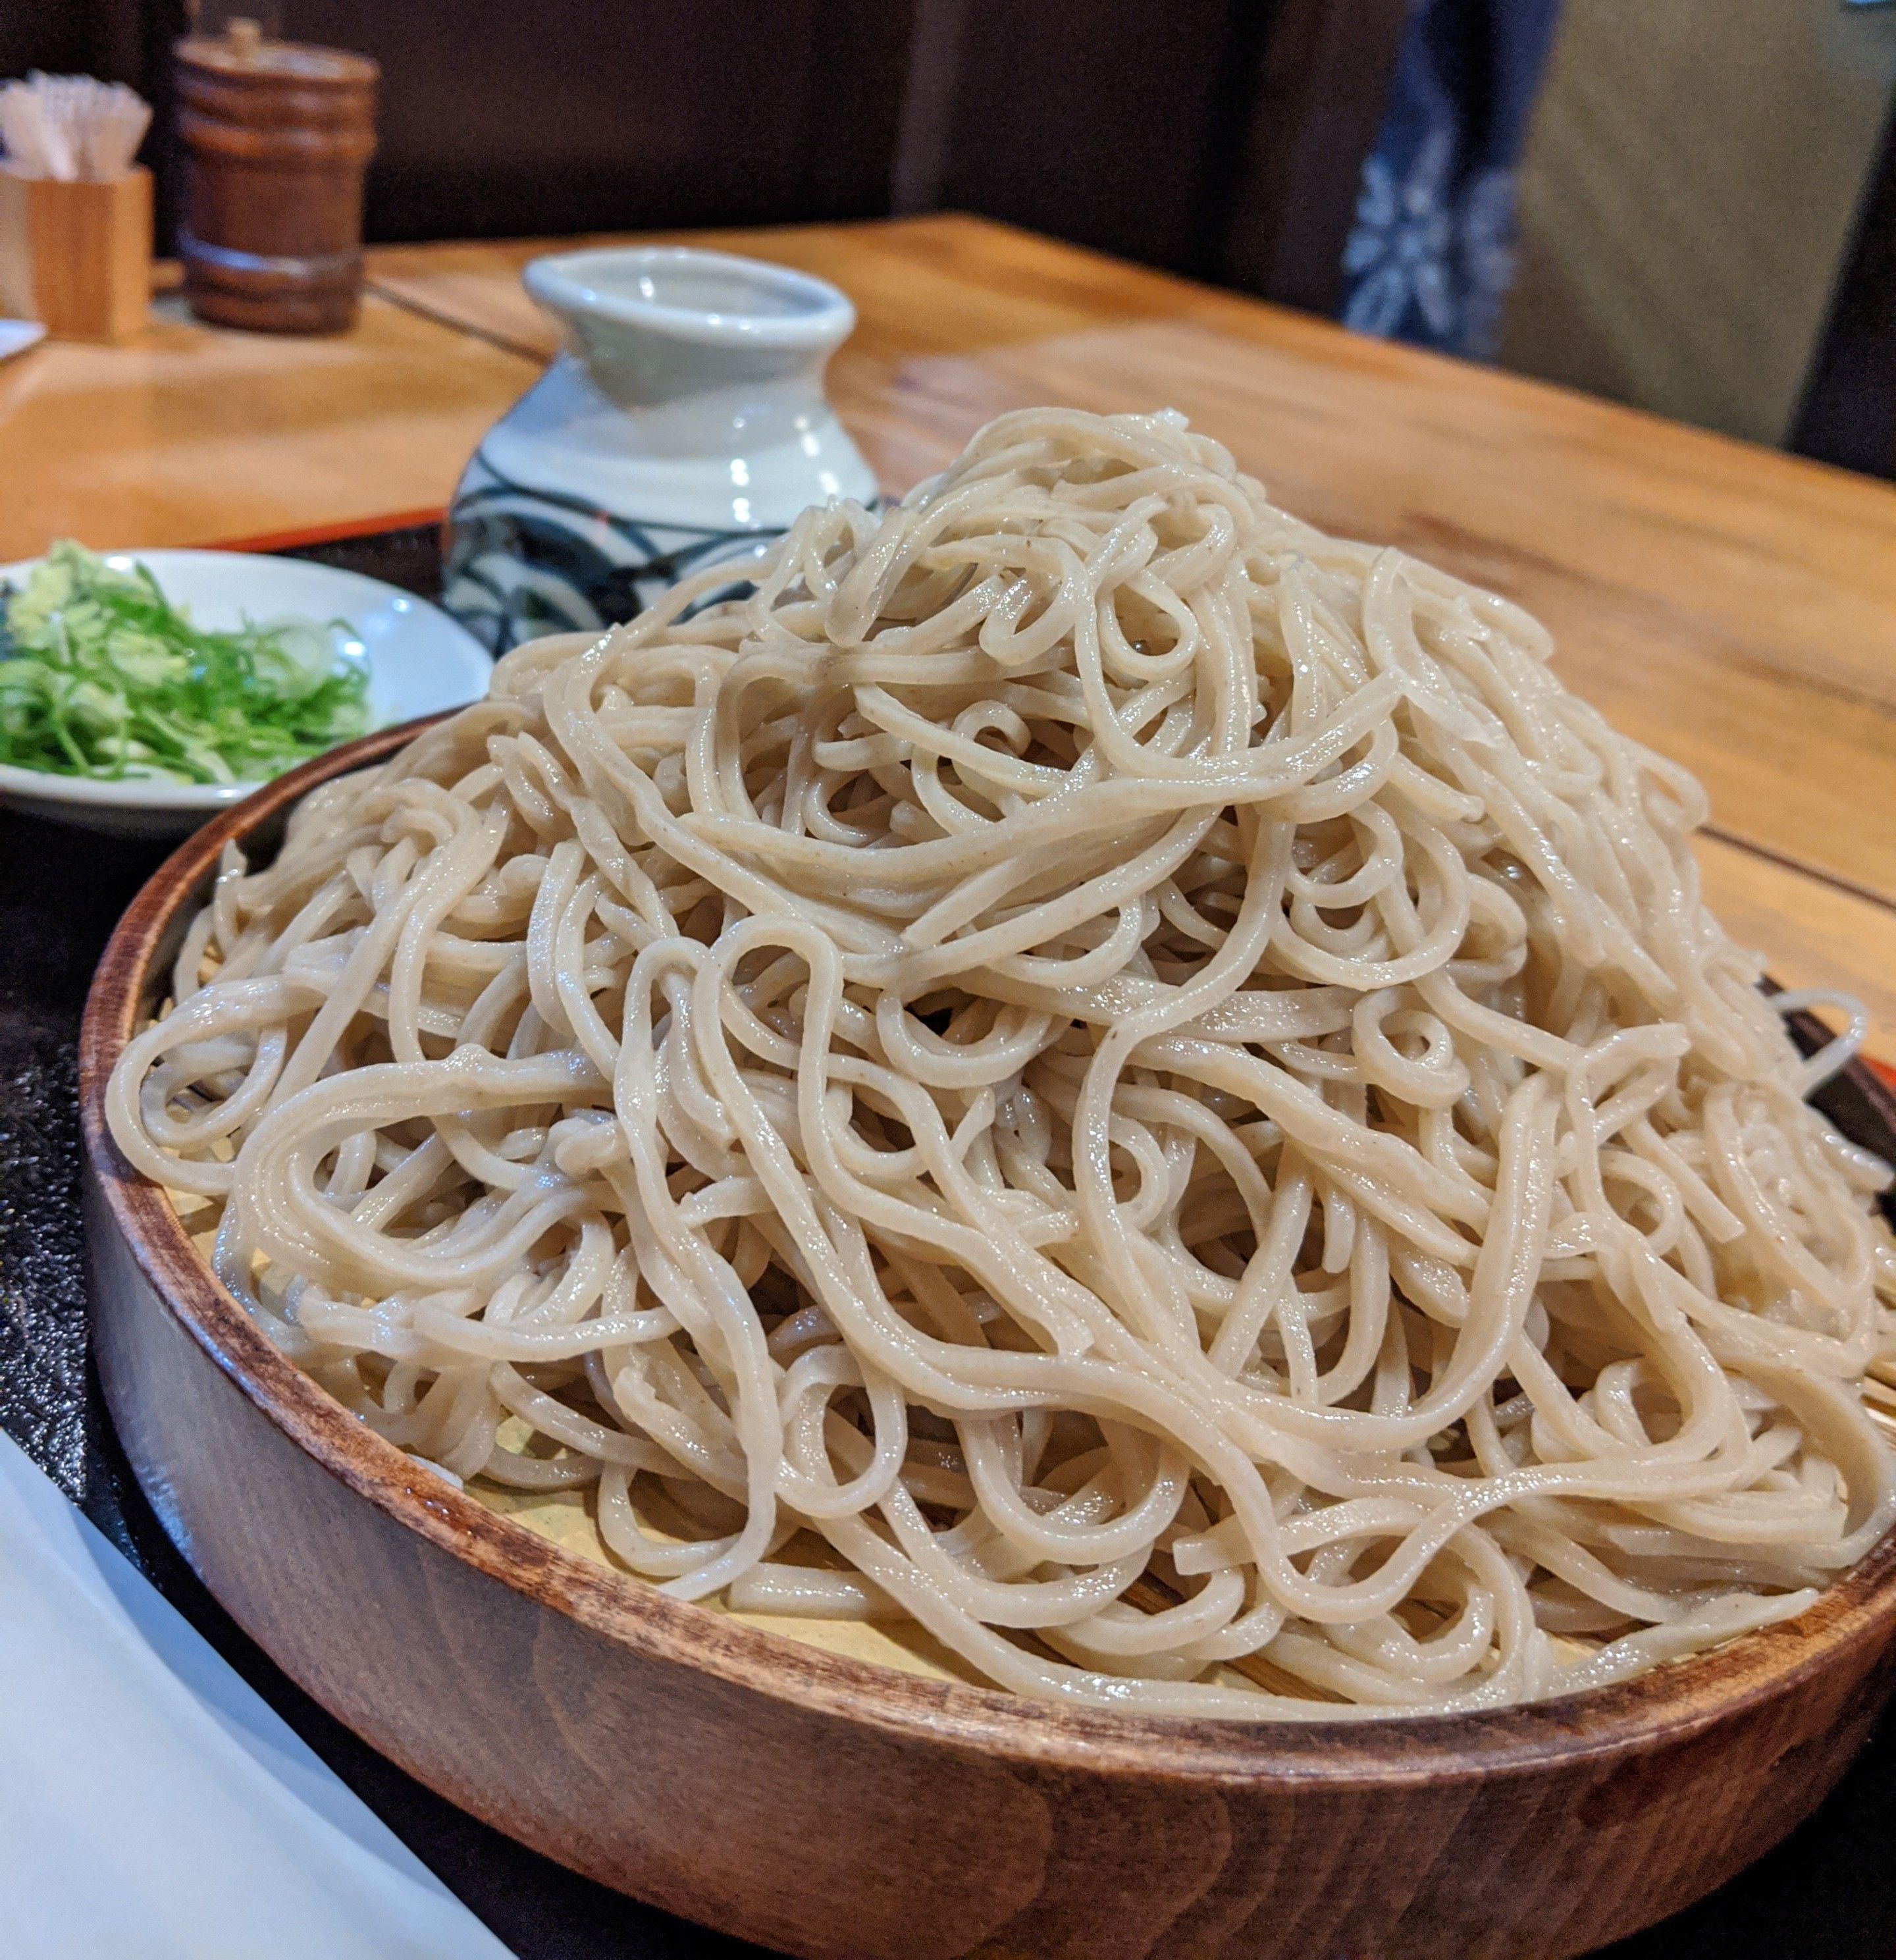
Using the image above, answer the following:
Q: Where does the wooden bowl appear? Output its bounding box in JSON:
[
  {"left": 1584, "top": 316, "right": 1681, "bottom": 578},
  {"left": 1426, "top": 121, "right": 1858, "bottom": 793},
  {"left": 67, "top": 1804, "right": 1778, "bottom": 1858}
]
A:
[{"left": 79, "top": 724, "right": 1896, "bottom": 1960}]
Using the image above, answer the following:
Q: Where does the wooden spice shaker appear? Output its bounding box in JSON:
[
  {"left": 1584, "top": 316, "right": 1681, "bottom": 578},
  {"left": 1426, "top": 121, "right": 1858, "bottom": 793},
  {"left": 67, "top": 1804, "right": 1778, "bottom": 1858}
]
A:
[{"left": 174, "top": 20, "right": 378, "bottom": 333}]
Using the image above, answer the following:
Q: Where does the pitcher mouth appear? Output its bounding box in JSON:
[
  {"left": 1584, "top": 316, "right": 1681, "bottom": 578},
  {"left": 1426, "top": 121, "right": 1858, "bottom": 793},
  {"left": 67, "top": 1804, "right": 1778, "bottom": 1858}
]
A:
[{"left": 524, "top": 246, "right": 856, "bottom": 351}]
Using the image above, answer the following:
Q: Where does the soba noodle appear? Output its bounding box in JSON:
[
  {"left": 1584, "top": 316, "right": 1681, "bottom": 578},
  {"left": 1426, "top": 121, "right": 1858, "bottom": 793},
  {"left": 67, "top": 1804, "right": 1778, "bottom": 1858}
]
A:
[{"left": 107, "top": 408, "right": 1896, "bottom": 1716}]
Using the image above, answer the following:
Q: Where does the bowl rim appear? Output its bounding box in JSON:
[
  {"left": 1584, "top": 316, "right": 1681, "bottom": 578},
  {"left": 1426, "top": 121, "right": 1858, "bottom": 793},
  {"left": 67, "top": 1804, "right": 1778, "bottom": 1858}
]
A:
[
  {"left": 77, "top": 721, "right": 1896, "bottom": 1790},
  {"left": 523, "top": 246, "right": 856, "bottom": 352}
]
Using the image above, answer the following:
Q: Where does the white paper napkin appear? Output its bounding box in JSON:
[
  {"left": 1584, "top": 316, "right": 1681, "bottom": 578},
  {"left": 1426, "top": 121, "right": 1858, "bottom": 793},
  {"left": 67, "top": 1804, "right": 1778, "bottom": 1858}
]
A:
[{"left": 0, "top": 1427, "right": 517, "bottom": 1959}]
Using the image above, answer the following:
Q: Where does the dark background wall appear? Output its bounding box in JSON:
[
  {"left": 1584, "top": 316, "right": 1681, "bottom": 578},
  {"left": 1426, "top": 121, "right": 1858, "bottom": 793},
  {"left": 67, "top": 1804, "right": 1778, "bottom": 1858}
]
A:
[
  {"left": 4, "top": 0, "right": 1408, "bottom": 315},
  {"left": 283, "top": 0, "right": 914, "bottom": 242}
]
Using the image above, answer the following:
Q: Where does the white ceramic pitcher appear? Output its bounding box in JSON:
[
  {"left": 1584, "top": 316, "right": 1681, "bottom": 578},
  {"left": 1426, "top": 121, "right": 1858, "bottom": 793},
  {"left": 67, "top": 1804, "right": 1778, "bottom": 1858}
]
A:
[{"left": 442, "top": 246, "right": 877, "bottom": 653}]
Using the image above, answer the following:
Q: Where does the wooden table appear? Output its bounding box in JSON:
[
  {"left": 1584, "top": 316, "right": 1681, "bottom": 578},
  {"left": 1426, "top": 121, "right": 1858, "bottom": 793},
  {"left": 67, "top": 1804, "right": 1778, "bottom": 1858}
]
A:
[{"left": 7, "top": 215, "right": 1895, "bottom": 1062}]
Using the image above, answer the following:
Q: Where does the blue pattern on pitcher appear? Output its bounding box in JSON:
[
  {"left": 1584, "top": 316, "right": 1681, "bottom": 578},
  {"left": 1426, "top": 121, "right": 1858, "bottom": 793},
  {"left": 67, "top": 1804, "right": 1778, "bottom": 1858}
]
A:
[{"left": 443, "top": 246, "right": 877, "bottom": 654}]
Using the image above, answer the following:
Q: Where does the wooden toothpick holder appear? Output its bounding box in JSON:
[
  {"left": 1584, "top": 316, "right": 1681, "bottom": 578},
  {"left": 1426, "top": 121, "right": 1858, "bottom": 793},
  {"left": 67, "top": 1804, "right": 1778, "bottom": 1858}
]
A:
[{"left": 0, "top": 166, "right": 152, "bottom": 342}]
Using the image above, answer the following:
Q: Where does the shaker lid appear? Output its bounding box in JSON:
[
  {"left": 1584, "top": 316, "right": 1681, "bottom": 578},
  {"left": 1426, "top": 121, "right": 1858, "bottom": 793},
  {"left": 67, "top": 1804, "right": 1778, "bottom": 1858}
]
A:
[{"left": 175, "top": 21, "right": 379, "bottom": 84}]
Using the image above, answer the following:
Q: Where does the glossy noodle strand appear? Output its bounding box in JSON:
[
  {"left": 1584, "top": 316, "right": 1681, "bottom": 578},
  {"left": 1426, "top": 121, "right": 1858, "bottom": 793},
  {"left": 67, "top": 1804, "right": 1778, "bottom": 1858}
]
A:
[{"left": 107, "top": 408, "right": 1896, "bottom": 1716}]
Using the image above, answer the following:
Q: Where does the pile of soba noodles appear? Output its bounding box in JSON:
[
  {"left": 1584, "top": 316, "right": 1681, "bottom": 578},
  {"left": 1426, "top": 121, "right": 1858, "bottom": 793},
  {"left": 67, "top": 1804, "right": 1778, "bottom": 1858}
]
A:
[{"left": 109, "top": 408, "right": 1896, "bottom": 1717}]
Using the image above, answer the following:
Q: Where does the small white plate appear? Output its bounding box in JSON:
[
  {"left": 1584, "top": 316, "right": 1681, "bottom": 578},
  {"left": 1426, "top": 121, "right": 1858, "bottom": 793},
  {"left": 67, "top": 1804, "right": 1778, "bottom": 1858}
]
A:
[{"left": 0, "top": 550, "right": 491, "bottom": 835}]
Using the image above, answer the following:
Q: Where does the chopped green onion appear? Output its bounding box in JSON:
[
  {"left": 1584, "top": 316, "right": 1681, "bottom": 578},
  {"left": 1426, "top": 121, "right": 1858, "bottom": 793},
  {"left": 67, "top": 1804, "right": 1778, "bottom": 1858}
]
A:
[{"left": 0, "top": 541, "right": 373, "bottom": 785}]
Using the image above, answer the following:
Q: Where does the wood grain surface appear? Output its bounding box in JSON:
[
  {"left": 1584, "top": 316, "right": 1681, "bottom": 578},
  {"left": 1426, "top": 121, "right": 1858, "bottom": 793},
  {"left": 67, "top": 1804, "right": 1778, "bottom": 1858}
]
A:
[
  {"left": 0, "top": 286, "right": 534, "bottom": 557},
  {"left": 6, "top": 212, "right": 1892, "bottom": 1059},
  {"left": 77, "top": 727, "right": 1896, "bottom": 1960}
]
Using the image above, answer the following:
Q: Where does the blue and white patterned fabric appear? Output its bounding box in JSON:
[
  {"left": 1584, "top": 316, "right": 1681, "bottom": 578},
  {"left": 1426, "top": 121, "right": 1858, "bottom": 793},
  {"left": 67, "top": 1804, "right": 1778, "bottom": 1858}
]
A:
[{"left": 1340, "top": 0, "right": 1565, "bottom": 361}]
